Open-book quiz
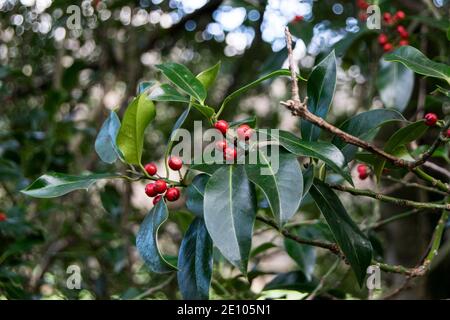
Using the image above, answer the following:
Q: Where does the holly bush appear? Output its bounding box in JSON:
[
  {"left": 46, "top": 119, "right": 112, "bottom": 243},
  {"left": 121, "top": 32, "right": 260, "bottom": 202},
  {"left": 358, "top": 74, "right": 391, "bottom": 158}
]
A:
[{"left": 1, "top": 0, "right": 450, "bottom": 300}]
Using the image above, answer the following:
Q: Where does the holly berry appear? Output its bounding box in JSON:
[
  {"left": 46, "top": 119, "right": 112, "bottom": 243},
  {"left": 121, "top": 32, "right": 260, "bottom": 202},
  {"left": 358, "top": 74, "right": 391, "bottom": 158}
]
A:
[
  {"left": 378, "top": 34, "right": 388, "bottom": 45},
  {"left": 383, "top": 43, "right": 393, "bottom": 52},
  {"left": 168, "top": 156, "right": 183, "bottom": 171},
  {"left": 395, "top": 10, "right": 405, "bottom": 20},
  {"left": 154, "top": 179, "right": 167, "bottom": 193},
  {"left": 144, "top": 163, "right": 157, "bottom": 176},
  {"left": 424, "top": 113, "right": 438, "bottom": 126},
  {"left": 165, "top": 187, "right": 180, "bottom": 202},
  {"left": 357, "top": 164, "right": 369, "bottom": 180},
  {"left": 445, "top": 129, "right": 450, "bottom": 138},
  {"left": 236, "top": 124, "right": 253, "bottom": 141},
  {"left": 358, "top": 12, "right": 368, "bottom": 22},
  {"left": 153, "top": 195, "right": 162, "bottom": 205},
  {"left": 383, "top": 12, "right": 392, "bottom": 24},
  {"left": 215, "top": 139, "right": 227, "bottom": 151},
  {"left": 397, "top": 25, "right": 408, "bottom": 38},
  {"left": 0, "top": 213, "right": 7, "bottom": 222},
  {"left": 214, "top": 120, "right": 229, "bottom": 135},
  {"left": 399, "top": 39, "right": 409, "bottom": 46},
  {"left": 145, "top": 183, "right": 158, "bottom": 197},
  {"left": 223, "top": 147, "right": 237, "bottom": 161},
  {"left": 357, "top": 0, "right": 369, "bottom": 10},
  {"left": 293, "top": 15, "right": 303, "bottom": 23}
]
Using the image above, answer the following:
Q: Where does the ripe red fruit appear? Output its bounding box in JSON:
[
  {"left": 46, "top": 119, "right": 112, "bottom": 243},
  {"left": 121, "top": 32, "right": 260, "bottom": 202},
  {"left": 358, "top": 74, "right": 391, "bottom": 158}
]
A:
[
  {"left": 357, "top": 0, "right": 369, "bottom": 10},
  {"left": 168, "top": 156, "right": 183, "bottom": 171},
  {"left": 293, "top": 15, "right": 303, "bottom": 22},
  {"left": 215, "top": 139, "right": 227, "bottom": 151},
  {"left": 358, "top": 12, "right": 368, "bottom": 21},
  {"left": 396, "top": 25, "right": 409, "bottom": 38},
  {"left": 424, "top": 113, "right": 438, "bottom": 126},
  {"left": 357, "top": 164, "right": 368, "bottom": 175},
  {"left": 378, "top": 34, "right": 388, "bottom": 45},
  {"left": 395, "top": 10, "right": 405, "bottom": 20},
  {"left": 236, "top": 124, "right": 253, "bottom": 141},
  {"left": 144, "top": 163, "right": 157, "bottom": 176},
  {"left": 214, "top": 120, "right": 229, "bottom": 135},
  {"left": 223, "top": 147, "right": 237, "bottom": 161},
  {"left": 359, "top": 172, "right": 368, "bottom": 180},
  {"left": 383, "top": 43, "right": 393, "bottom": 52},
  {"left": 399, "top": 39, "right": 409, "bottom": 46},
  {"left": 153, "top": 195, "right": 162, "bottom": 205},
  {"left": 383, "top": 12, "right": 392, "bottom": 23},
  {"left": 445, "top": 129, "right": 450, "bottom": 138},
  {"left": 145, "top": 183, "right": 158, "bottom": 197},
  {"left": 0, "top": 213, "right": 7, "bottom": 222},
  {"left": 154, "top": 179, "right": 167, "bottom": 193},
  {"left": 165, "top": 187, "right": 180, "bottom": 202}
]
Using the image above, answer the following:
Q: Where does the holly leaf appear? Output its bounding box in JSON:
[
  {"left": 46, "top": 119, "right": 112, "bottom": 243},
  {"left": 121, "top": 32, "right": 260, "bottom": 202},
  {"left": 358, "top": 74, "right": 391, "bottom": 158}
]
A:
[
  {"left": 186, "top": 174, "right": 209, "bottom": 217},
  {"left": 149, "top": 84, "right": 190, "bottom": 103},
  {"left": 95, "top": 111, "right": 122, "bottom": 164}
]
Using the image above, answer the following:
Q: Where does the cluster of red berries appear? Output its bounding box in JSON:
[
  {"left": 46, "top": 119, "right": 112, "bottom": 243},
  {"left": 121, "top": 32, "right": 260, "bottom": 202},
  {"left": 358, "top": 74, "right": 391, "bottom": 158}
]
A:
[
  {"left": 213, "top": 120, "right": 253, "bottom": 161},
  {"left": 0, "top": 212, "right": 7, "bottom": 222},
  {"left": 377, "top": 10, "right": 408, "bottom": 52},
  {"left": 144, "top": 157, "right": 183, "bottom": 205},
  {"left": 356, "top": 0, "right": 370, "bottom": 21},
  {"left": 356, "top": 164, "right": 369, "bottom": 180}
]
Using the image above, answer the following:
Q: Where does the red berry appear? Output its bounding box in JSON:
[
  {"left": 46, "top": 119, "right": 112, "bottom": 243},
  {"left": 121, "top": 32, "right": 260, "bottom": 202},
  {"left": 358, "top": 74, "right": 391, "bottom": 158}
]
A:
[
  {"left": 0, "top": 213, "right": 7, "bottom": 222},
  {"left": 359, "top": 172, "right": 368, "bottom": 180},
  {"left": 215, "top": 139, "right": 227, "bottom": 151},
  {"left": 399, "top": 39, "right": 409, "bottom": 46},
  {"left": 144, "top": 163, "right": 157, "bottom": 176},
  {"left": 165, "top": 187, "right": 180, "bottom": 202},
  {"left": 424, "top": 113, "right": 438, "bottom": 126},
  {"left": 293, "top": 15, "right": 303, "bottom": 22},
  {"left": 214, "top": 120, "right": 229, "bottom": 135},
  {"left": 223, "top": 147, "right": 237, "bottom": 161},
  {"left": 168, "top": 156, "right": 183, "bottom": 171},
  {"left": 397, "top": 25, "right": 408, "bottom": 38},
  {"left": 236, "top": 124, "right": 253, "bottom": 141},
  {"left": 383, "top": 43, "right": 393, "bottom": 52},
  {"left": 445, "top": 129, "right": 450, "bottom": 138},
  {"left": 359, "top": 12, "right": 368, "bottom": 22},
  {"left": 357, "top": 0, "right": 369, "bottom": 10},
  {"left": 154, "top": 179, "right": 167, "bottom": 193},
  {"left": 395, "top": 10, "right": 405, "bottom": 20},
  {"left": 145, "top": 183, "right": 158, "bottom": 197},
  {"left": 357, "top": 164, "right": 368, "bottom": 175},
  {"left": 383, "top": 12, "right": 392, "bottom": 23},
  {"left": 153, "top": 195, "right": 162, "bottom": 205},
  {"left": 378, "top": 34, "right": 388, "bottom": 45}
]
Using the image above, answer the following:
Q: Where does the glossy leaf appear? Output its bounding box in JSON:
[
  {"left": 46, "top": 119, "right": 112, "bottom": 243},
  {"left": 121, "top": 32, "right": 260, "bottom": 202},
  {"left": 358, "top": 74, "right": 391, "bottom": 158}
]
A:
[
  {"left": 186, "top": 174, "right": 209, "bottom": 217},
  {"left": 310, "top": 179, "right": 373, "bottom": 286},
  {"left": 263, "top": 130, "right": 352, "bottom": 184},
  {"left": 170, "top": 106, "right": 191, "bottom": 140},
  {"left": 21, "top": 173, "right": 116, "bottom": 198},
  {"left": 116, "top": 94, "right": 156, "bottom": 165},
  {"left": 263, "top": 271, "right": 317, "bottom": 292},
  {"left": 203, "top": 165, "right": 256, "bottom": 273},
  {"left": 137, "top": 81, "right": 156, "bottom": 95},
  {"left": 177, "top": 218, "right": 213, "bottom": 300},
  {"left": 245, "top": 149, "right": 303, "bottom": 225},
  {"left": 302, "top": 165, "right": 314, "bottom": 199},
  {"left": 376, "top": 59, "right": 414, "bottom": 112},
  {"left": 302, "top": 50, "right": 337, "bottom": 141},
  {"left": 190, "top": 163, "right": 222, "bottom": 176},
  {"left": 374, "top": 120, "right": 429, "bottom": 179},
  {"left": 156, "top": 63, "right": 206, "bottom": 103},
  {"left": 385, "top": 46, "right": 450, "bottom": 84},
  {"left": 95, "top": 111, "right": 122, "bottom": 164},
  {"left": 284, "top": 228, "right": 316, "bottom": 280},
  {"left": 192, "top": 103, "right": 215, "bottom": 120},
  {"left": 149, "top": 84, "right": 190, "bottom": 103},
  {"left": 332, "top": 109, "right": 405, "bottom": 163},
  {"left": 136, "top": 200, "right": 177, "bottom": 273},
  {"left": 196, "top": 61, "right": 221, "bottom": 90}
]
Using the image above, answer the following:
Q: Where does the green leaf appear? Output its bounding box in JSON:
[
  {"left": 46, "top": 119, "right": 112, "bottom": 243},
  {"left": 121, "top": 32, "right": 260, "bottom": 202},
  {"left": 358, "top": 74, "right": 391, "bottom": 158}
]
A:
[
  {"left": 376, "top": 59, "right": 414, "bottom": 112},
  {"left": 203, "top": 165, "right": 257, "bottom": 273},
  {"left": 95, "top": 111, "right": 122, "bottom": 164},
  {"left": 137, "top": 81, "right": 157, "bottom": 95},
  {"left": 149, "top": 84, "right": 190, "bottom": 103},
  {"left": 186, "top": 174, "right": 209, "bottom": 217},
  {"left": 116, "top": 94, "right": 156, "bottom": 165},
  {"left": 190, "top": 163, "right": 222, "bottom": 176},
  {"left": 332, "top": 109, "right": 405, "bottom": 163},
  {"left": 192, "top": 103, "right": 215, "bottom": 119},
  {"left": 177, "top": 218, "right": 213, "bottom": 300},
  {"left": 262, "top": 130, "right": 352, "bottom": 184},
  {"left": 136, "top": 200, "right": 177, "bottom": 273},
  {"left": 302, "top": 50, "right": 337, "bottom": 142},
  {"left": 263, "top": 271, "right": 317, "bottom": 292},
  {"left": 302, "top": 165, "right": 314, "bottom": 199},
  {"left": 310, "top": 179, "right": 373, "bottom": 286},
  {"left": 284, "top": 228, "right": 316, "bottom": 280},
  {"left": 21, "top": 173, "right": 117, "bottom": 198},
  {"left": 374, "top": 120, "right": 429, "bottom": 179},
  {"left": 245, "top": 149, "right": 303, "bottom": 226},
  {"left": 156, "top": 63, "right": 206, "bottom": 103},
  {"left": 196, "top": 61, "right": 221, "bottom": 90},
  {"left": 229, "top": 116, "right": 257, "bottom": 128},
  {"left": 385, "top": 46, "right": 450, "bottom": 84},
  {"left": 250, "top": 242, "right": 277, "bottom": 258}
]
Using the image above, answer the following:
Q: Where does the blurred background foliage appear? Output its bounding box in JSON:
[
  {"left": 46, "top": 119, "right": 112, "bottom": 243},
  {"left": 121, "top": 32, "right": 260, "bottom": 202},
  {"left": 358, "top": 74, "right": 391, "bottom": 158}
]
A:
[{"left": 1, "top": 0, "right": 449, "bottom": 299}]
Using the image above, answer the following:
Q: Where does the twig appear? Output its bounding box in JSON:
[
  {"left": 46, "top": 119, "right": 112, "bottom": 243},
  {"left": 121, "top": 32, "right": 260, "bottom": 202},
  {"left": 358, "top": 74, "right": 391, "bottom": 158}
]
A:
[
  {"left": 423, "top": 162, "right": 450, "bottom": 179},
  {"left": 329, "top": 183, "right": 450, "bottom": 211},
  {"left": 133, "top": 275, "right": 175, "bottom": 300},
  {"left": 306, "top": 258, "right": 340, "bottom": 300},
  {"left": 383, "top": 176, "right": 448, "bottom": 196}
]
